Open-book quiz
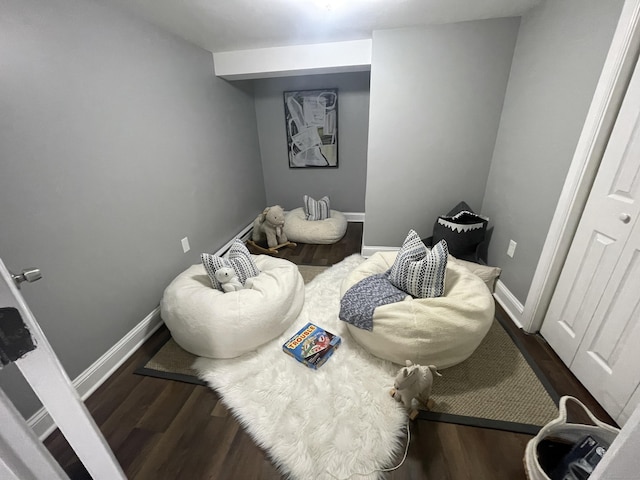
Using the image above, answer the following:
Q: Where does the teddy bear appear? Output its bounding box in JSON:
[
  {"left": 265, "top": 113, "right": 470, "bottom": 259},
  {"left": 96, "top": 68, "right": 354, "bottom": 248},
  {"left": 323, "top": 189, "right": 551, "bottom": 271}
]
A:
[
  {"left": 252, "top": 205, "right": 288, "bottom": 248},
  {"left": 390, "top": 360, "right": 441, "bottom": 419},
  {"left": 214, "top": 267, "right": 244, "bottom": 293}
]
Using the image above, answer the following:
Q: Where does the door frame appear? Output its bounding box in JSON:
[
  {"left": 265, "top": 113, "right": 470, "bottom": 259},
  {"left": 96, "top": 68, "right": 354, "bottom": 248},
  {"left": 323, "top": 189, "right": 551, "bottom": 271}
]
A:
[{"left": 521, "top": 0, "right": 640, "bottom": 333}]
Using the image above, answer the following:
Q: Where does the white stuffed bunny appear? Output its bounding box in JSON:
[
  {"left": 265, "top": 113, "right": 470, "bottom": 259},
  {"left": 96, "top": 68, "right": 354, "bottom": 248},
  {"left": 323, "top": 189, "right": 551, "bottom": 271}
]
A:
[
  {"left": 214, "top": 267, "right": 244, "bottom": 293},
  {"left": 390, "top": 360, "right": 441, "bottom": 417}
]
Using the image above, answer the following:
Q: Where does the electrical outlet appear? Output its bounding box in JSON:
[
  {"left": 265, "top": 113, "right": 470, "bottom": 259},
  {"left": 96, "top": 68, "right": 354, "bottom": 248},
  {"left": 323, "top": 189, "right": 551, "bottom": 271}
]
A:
[
  {"left": 507, "top": 239, "right": 517, "bottom": 258},
  {"left": 181, "top": 237, "right": 190, "bottom": 253}
]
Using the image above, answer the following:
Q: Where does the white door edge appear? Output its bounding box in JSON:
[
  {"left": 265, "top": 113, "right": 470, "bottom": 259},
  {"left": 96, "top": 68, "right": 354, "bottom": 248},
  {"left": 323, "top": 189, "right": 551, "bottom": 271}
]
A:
[
  {"left": 0, "top": 388, "right": 68, "bottom": 480},
  {"left": 0, "top": 259, "right": 126, "bottom": 480}
]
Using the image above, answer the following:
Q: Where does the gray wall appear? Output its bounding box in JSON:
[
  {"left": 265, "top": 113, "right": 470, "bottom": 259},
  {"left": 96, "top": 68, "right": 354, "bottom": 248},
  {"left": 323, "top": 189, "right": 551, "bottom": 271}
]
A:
[
  {"left": 253, "top": 72, "right": 370, "bottom": 212},
  {"left": 481, "top": 0, "right": 624, "bottom": 303},
  {"left": 364, "top": 18, "right": 520, "bottom": 247},
  {"left": 0, "top": 0, "right": 265, "bottom": 418}
]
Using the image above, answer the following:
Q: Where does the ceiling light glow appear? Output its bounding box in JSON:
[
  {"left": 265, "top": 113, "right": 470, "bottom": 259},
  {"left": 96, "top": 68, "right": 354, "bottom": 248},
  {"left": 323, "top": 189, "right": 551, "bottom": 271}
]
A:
[{"left": 311, "top": 0, "right": 343, "bottom": 11}]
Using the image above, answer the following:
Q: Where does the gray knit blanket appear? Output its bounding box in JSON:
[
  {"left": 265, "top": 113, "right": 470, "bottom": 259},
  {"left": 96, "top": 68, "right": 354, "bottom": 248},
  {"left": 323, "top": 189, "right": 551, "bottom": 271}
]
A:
[{"left": 339, "top": 272, "right": 408, "bottom": 331}]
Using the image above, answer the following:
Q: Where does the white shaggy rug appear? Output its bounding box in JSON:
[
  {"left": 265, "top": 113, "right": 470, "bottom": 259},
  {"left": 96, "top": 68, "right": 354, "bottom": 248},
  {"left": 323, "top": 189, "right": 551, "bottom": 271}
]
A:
[{"left": 194, "top": 254, "right": 407, "bottom": 480}]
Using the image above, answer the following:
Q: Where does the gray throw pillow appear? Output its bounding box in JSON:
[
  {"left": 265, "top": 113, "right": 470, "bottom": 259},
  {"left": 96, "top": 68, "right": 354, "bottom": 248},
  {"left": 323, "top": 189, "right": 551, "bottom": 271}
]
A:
[{"left": 303, "top": 195, "right": 331, "bottom": 221}]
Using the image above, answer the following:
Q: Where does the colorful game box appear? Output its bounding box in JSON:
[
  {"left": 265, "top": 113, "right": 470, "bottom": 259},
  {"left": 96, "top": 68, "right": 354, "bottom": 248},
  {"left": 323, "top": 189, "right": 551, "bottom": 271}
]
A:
[{"left": 282, "top": 322, "right": 341, "bottom": 369}]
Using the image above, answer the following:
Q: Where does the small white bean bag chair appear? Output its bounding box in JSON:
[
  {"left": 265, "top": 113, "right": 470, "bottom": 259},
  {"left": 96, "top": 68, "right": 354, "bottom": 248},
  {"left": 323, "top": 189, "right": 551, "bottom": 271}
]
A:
[
  {"left": 161, "top": 255, "right": 304, "bottom": 359},
  {"left": 284, "top": 207, "right": 348, "bottom": 244},
  {"left": 340, "top": 251, "right": 494, "bottom": 368}
]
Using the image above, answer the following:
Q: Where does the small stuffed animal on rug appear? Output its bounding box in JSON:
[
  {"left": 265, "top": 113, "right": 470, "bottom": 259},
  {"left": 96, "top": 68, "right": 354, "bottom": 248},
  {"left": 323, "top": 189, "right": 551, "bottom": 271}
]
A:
[
  {"left": 390, "top": 360, "right": 441, "bottom": 419},
  {"left": 252, "top": 205, "right": 288, "bottom": 248},
  {"left": 214, "top": 267, "right": 244, "bottom": 293}
]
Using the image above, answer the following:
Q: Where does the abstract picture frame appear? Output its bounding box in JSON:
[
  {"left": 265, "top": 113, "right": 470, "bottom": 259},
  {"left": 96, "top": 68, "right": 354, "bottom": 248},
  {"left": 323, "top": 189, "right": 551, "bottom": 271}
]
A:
[{"left": 284, "top": 88, "right": 338, "bottom": 168}]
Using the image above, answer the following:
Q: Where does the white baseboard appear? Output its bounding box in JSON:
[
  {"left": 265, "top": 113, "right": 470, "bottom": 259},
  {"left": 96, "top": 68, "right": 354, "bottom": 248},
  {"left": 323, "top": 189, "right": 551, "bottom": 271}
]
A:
[
  {"left": 360, "top": 245, "right": 399, "bottom": 257},
  {"left": 28, "top": 308, "right": 163, "bottom": 440},
  {"left": 343, "top": 212, "right": 365, "bottom": 222},
  {"left": 493, "top": 279, "right": 524, "bottom": 329},
  {"left": 27, "top": 223, "right": 255, "bottom": 441},
  {"left": 216, "top": 222, "right": 254, "bottom": 255}
]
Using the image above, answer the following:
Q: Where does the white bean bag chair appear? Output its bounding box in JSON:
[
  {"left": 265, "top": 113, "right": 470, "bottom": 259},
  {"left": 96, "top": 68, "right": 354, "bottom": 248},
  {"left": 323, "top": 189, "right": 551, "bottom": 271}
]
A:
[
  {"left": 161, "top": 255, "right": 304, "bottom": 359},
  {"left": 340, "top": 252, "right": 494, "bottom": 368},
  {"left": 284, "top": 207, "right": 348, "bottom": 244}
]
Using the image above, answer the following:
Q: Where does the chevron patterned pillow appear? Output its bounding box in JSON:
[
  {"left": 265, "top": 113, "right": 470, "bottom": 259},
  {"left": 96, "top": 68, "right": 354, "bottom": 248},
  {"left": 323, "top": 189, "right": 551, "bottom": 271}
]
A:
[
  {"left": 303, "top": 195, "right": 331, "bottom": 221},
  {"left": 201, "top": 239, "right": 260, "bottom": 291},
  {"left": 389, "top": 230, "right": 448, "bottom": 298}
]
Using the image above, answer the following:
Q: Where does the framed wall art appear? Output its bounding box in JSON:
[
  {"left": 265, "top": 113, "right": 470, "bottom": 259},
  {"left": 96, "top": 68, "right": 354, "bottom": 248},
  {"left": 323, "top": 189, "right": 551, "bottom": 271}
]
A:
[{"left": 284, "top": 89, "right": 338, "bottom": 168}]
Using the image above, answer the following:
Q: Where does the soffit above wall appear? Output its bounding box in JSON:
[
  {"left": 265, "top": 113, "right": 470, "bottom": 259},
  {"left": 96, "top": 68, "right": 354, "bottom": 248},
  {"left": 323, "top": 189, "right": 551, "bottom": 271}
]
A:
[{"left": 213, "top": 40, "right": 372, "bottom": 80}]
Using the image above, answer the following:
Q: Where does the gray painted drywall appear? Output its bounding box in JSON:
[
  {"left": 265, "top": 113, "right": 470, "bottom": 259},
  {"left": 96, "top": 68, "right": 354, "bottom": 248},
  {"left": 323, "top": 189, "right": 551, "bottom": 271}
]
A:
[
  {"left": 481, "top": 0, "right": 624, "bottom": 303},
  {"left": 0, "top": 0, "right": 265, "bottom": 418},
  {"left": 364, "top": 18, "right": 520, "bottom": 248},
  {"left": 253, "top": 73, "right": 370, "bottom": 212}
]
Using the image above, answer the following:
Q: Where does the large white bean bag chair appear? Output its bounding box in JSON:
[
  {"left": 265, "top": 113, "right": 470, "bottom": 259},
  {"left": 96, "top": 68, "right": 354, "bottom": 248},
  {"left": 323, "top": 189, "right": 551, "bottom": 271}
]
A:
[
  {"left": 284, "top": 207, "right": 348, "bottom": 244},
  {"left": 161, "top": 255, "right": 304, "bottom": 359},
  {"left": 340, "top": 251, "right": 494, "bottom": 368}
]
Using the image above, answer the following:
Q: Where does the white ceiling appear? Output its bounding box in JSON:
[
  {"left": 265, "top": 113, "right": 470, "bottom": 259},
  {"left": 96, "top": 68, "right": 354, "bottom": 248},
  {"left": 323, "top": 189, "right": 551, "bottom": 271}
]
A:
[{"left": 108, "top": 0, "right": 541, "bottom": 53}]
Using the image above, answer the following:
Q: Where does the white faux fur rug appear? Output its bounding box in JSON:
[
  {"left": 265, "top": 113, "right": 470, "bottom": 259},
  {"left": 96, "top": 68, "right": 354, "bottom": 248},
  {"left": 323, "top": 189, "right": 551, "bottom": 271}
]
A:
[{"left": 194, "top": 254, "right": 407, "bottom": 480}]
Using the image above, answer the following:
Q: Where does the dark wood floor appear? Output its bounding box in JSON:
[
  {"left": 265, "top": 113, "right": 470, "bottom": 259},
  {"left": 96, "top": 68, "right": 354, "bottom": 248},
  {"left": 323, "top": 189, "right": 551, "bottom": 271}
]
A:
[
  {"left": 246, "top": 221, "right": 364, "bottom": 265},
  {"left": 44, "top": 222, "right": 616, "bottom": 479}
]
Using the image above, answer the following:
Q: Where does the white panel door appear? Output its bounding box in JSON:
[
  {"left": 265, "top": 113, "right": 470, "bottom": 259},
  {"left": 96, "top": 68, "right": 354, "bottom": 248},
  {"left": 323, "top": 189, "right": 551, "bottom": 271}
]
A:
[
  {"left": 619, "top": 383, "right": 640, "bottom": 426},
  {"left": 570, "top": 219, "right": 640, "bottom": 420},
  {"left": 541, "top": 56, "right": 640, "bottom": 423}
]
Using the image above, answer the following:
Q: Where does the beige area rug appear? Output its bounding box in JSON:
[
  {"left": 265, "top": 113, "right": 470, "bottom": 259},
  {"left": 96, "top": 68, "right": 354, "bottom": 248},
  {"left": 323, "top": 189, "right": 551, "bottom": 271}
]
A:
[
  {"left": 419, "top": 319, "right": 559, "bottom": 432},
  {"left": 137, "top": 263, "right": 559, "bottom": 434}
]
